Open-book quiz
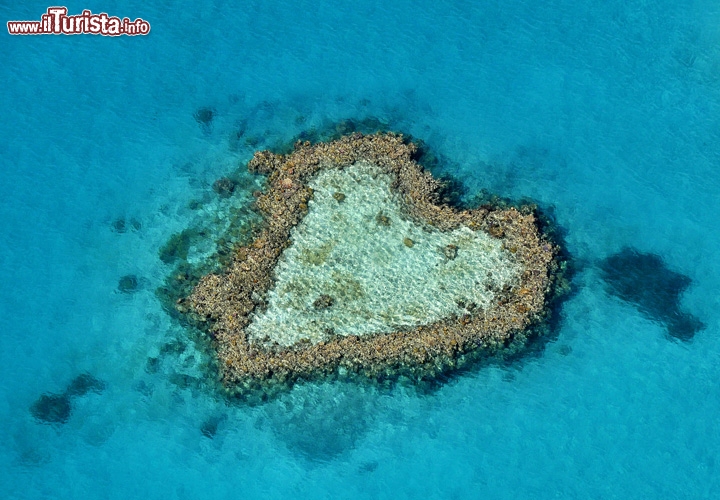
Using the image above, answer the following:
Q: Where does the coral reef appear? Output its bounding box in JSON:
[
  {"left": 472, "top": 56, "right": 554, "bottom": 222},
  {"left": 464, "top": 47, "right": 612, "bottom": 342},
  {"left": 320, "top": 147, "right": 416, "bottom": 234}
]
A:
[
  {"left": 159, "top": 229, "right": 199, "bottom": 264},
  {"left": 212, "top": 177, "right": 237, "bottom": 198},
  {"left": 65, "top": 373, "right": 106, "bottom": 397},
  {"left": 111, "top": 217, "right": 141, "bottom": 233},
  {"left": 118, "top": 274, "right": 139, "bottom": 293},
  {"left": 30, "top": 393, "right": 72, "bottom": 424},
  {"left": 193, "top": 106, "right": 216, "bottom": 134},
  {"left": 600, "top": 247, "right": 704, "bottom": 341},
  {"left": 177, "top": 132, "right": 565, "bottom": 396},
  {"left": 30, "top": 373, "right": 105, "bottom": 425}
]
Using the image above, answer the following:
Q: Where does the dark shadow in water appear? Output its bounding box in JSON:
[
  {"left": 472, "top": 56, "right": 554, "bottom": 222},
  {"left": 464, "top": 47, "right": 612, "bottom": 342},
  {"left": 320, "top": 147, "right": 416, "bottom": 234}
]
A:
[
  {"left": 599, "top": 247, "right": 705, "bottom": 341},
  {"left": 261, "top": 382, "right": 377, "bottom": 463},
  {"left": 193, "top": 106, "right": 215, "bottom": 134},
  {"left": 200, "top": 413, "right": 228, "bottom": 439},
  {"left": 30, "top": 393, "right": 72, "bottom": 424},
  {"left": 65, "top": 373, "right": 105, "bottom": 397},
  {"left": 30, "top": 373, "right": 105, "bottom": 425},
  {"left": 358, "top": 460, "right": 379, "bottom": 473},
  {"left": 117, "top": 274, "right": 139, "bottom": 293}
]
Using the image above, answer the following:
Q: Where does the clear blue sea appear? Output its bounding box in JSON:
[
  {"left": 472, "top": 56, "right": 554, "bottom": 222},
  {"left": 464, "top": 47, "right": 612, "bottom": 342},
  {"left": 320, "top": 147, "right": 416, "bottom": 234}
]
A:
[{"left": 2, "top": 1, "right": 720, "bottom": 498}]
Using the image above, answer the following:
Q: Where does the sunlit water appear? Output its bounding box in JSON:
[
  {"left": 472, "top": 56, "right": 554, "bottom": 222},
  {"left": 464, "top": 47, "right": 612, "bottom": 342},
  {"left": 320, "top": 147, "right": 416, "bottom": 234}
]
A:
[{"left": 2, "top": 1, "right": 719, "bottom": 498}]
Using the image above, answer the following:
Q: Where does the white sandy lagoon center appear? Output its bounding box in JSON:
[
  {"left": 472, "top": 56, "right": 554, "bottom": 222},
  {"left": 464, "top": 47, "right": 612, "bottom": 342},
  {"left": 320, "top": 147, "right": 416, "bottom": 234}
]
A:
[{"left": 246, "top": 161, "right": 522, "bottom": 346}]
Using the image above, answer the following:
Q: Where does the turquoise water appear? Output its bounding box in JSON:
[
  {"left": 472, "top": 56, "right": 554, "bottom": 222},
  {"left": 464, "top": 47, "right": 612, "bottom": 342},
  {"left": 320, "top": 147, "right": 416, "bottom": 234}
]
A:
[{"left": 2, "top": 0, "right": 719, "bottom": 498}]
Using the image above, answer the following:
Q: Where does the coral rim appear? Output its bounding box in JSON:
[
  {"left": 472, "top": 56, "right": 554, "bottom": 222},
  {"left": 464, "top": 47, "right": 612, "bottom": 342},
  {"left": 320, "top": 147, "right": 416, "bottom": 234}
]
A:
[{"left": 179, "top": 132, "right": 562, "bottom": 394}]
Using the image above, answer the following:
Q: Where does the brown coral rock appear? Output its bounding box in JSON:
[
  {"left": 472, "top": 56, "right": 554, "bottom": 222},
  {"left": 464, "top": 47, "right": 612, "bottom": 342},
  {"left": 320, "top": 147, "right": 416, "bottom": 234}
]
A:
[{"left": 184, "top": 132, "right": 563, "bottom": 395}]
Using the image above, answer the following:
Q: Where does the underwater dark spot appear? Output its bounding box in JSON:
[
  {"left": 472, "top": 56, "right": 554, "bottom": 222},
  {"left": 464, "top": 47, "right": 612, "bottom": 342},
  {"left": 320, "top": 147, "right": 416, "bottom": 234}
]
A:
[
  {"left": 111, "top": 217, "right": 140, "bottom": 233},
  {"left": 31, "top": 373, "right": 106, "bottom": 424},
  {"left": 335, "top": 119, "right": 362, "bottom": 136},
  {"left": 160, "top": 339, "right": 187, "bottom": 356},
  {"left": 16, "top": 446, "right": 48, "bottom": 467},
  {"left": 437, "top": 172, "right": 467, "bottom": 207},
  {"left": 558, "top": 344, "right": 572, "bottom": 356},
  {"left": 353, "top": 116, "right": 388, "bottom": 135},
  {"left": 228, "top": 120, "right": 247, "bottom": 151},
  {"left": 375, "top": 211, "right": 391, "bottom": 226},
  {"left": 145, "top": 356, "right": 160, "bottom": 374},
  {"left": 409, "top": 138, "right": 440, "bottom": 171},
  {"left": 266, "top": 384, "right": 373, "bottom": 462},
  {"left": 133, "top": 380, "right": 154, "bottom": 397},
  {"left": 599, "top": 247, "right": 704, "bottom": 341},
  {"left": 65, "top": 373, "right": 105, "bottom": 397},
  {"left": 118, "top": 275, "right": 139, "bottom": 293},
  {"left": 312, "top": 294, "right": 334, "bottom": 310},
  {"left": 358, "top": 460, "right": 379, "bottom": 473},
  {"left": 245, "top": 136, "right": 260, "bottom": 147},
  {"left": 159, "top": 229, "right": 197, "bottom": 264},
  {"left": 334, "top": 119, "right": 357, "bottom": 136},
  {"left": 194, "top": 106, "right": 215, "bottom": 133},
  {"left": 200, "top": 414, "right": 226, "bottom": 439},
  {"left": 296, "top": 127, "right": 319, "bottom": 144},
  {"left": 200, "top": 420, "right": 218, "bottom": 439},
  {"left": 665, "top": 314, "right": 706, "bottom": 342},
  {"left": 30, "top": 393, "right": 72, "bottom": 424},
  {"left": 169, "top": 373, "right": 200, "bottom": 390},
  {"left": 212, "top": 177, "right": 237, "bottom": 198},
  {"left": 111, "top": 218, "right": 127, "bottom": 233},
  {"left": 442, "top": 244, "right": 458, "bottom": 260}
]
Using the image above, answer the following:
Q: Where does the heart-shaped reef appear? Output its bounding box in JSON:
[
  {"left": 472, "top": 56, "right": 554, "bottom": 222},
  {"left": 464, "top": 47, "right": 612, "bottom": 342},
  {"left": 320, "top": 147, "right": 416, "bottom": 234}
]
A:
[{"left": 175, "top": 132, "right": 567, "bottom": 397}]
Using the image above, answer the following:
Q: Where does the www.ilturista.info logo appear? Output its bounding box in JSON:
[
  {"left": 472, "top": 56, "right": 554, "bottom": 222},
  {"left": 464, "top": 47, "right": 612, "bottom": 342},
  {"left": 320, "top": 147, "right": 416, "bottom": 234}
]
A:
[{"left": 7, "top": 7, "right": 150, "bottom": 36}]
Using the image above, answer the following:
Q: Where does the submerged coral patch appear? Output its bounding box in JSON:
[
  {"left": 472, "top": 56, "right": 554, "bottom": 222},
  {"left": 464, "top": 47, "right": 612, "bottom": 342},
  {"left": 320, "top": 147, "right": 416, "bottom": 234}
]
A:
[
  {"left": 30, "top": 393, "right": 72, "bottom": 424},
  {"left": 65, "top": 373, "right": 106, "bottom": 397},
  {"left": 118, "top": 274, "right": 139, "bottom": 293},
  {"left": 180, "top": 132, "right": 563, "bottom": 395},
  {"left": 30, "top": 373, "right": 105, "bottom": 424},
  {"left": 600, "top": 247, "right": 704, "bottom": 341}
]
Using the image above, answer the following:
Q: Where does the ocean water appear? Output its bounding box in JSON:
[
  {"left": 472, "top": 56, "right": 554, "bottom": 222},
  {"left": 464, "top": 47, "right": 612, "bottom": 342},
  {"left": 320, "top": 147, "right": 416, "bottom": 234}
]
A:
[{"left": 2, "top": 0, "right": 719, "bottom": 498}]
